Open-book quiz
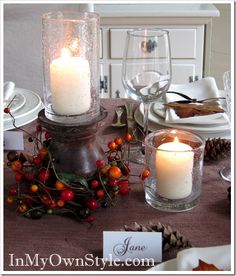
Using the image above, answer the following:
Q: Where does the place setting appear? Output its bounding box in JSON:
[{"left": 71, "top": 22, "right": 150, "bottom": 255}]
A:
[
  {"left": 134, "top": 77, "right": 231, "bottom": 139},
  {"left": 3, "top": 81, "right": 43, "bottom": 131}
]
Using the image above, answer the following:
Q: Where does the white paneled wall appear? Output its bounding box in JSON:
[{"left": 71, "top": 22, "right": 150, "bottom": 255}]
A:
[{"left": 209, "top": 4, "right": 231, "bottom": 89}]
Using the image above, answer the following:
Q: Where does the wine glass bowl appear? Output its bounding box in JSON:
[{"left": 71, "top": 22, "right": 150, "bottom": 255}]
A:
[
  {"left": 219, "top": 70, "right": 231, "bottom": 182},
  {"left": 122, "top": 28, "right": 172, "bottom": 163},
  {"left": 122, "top": 29, "right": 171, "bottom": 103}
]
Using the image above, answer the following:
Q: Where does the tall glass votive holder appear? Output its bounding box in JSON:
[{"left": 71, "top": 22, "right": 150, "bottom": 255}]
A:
[
  {"left": 144, "top": 129, "right": 205, "bottom": 212},
  {"left": 42, "top": 11, "right": 100, "bottom": 123}
]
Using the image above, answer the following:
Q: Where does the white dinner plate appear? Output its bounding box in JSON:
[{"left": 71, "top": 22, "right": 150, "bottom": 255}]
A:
[
  {"left": 138, "top": 103, "right": 230, "bottom": 133},
  {"left": 4, "top": 88, "right": 44, "bottom": 131},
  {"left": 134, "top": 106, "right": 231, "bottom": 139}
]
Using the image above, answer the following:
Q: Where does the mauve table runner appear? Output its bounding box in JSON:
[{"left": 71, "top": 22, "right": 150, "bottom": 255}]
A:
[{"left": 4, "top": 99, "right": 230, "bottom": 271}]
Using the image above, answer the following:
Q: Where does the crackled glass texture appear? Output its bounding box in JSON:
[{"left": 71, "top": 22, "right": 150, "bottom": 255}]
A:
[
  {"left": 42, "top": 11, "right": 100, "bottom": 123},
  {"left": 144, "top": 129, "right": 205, "bottom": 212}
]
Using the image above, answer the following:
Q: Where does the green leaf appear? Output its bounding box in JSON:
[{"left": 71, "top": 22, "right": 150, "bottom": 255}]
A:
[{"left": 57, "top": 173, "right": 89, "bottom": 189}]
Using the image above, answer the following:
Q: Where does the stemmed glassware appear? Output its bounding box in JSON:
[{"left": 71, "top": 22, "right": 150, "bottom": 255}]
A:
[
  {"left": 122, "top": 28, "right": 171, "bottom": 163},
  {"left": 219, "top": 71, "right": 231, "bottom": 182}
]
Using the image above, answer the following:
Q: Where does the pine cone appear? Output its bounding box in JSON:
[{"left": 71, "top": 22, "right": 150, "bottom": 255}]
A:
[
  {"left": 123, "top": 221, "right": 191, "bottom": 252},
  {"left": 204, "top": 138, "right": 231, "bottom": 161}
]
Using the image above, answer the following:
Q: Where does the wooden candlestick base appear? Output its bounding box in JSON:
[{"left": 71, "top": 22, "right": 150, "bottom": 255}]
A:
[{"left": 38, "top": 108, "right": 107, "bottom": 177}]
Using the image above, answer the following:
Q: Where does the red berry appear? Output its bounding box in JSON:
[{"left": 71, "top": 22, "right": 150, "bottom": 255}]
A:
[
  {"left": 50, "top": 200, "right": 57, "bottom": 209},
  {"left": 9, "top": 186, "right": 17, "bottom": 196},
  {"left": 109, "top": 178, "right": 117, "bottom": 187},
  {"left": 108, "top": 141, "right": 117, "bottom": 151},
  {"left": 86, "top": 199, "right": 99, "bottom": 210},
  {"left": 61, "top": 189, "right": 75, "bottom": 202},
  {"left": 96, "top": 160, "right": 103, "bottom": 168},
  {"left": 43, "top": 198, "right": 52, "bottom": 207},
  {"left": 118, "top": 180, "right": 130, "bottom": 196},
  {"left": 107, "top": 156, "right": 115, "bottom": 162},
  {"left": 114, "top": 137, "right": 123, "bottom": 145},
  {"left": 90, "top": 180, "right": 99, "bottom": 189},
  {"left": 86, "top": 215, "right": 95, "bottom": 223},
  {"left": 38, "top": 169, "right": 51, "bottom": 183},
  {"left": 45, "top": 132, "right": 51, "bottom": 140},
  {"left": 125, "top": 133, "right": 132, "bottom": 143},
  {"left": 57, "top": 199, "right": 65, "bottom": 207},
  {"left": 96, "top": 189, "right": 105, "bottom": 198},
  {"left": 33, "top": 155, "right": 41, "bottom": 166},
  {"left": 15, "top": 172, "right": 24, "bottom": 182},
  {"left": 4, "top": 107, "right": 10, "bottom": 113},
  {"left": 24, "top": 171, "right": 35, "bottom": 182}
]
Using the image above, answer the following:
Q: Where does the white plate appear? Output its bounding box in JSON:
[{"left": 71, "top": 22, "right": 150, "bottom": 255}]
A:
[
  {"left": 3, "top": 93, "right": 26, "bottom": 113},
  {"left": 4, "top": 88, "right": 44, "bottom": 131},
  {"left": 139, "top": 103, "right": 230, "bottom": 133},
  {"left": 134, "top": 106, "right": 231, "bottom": 139}
]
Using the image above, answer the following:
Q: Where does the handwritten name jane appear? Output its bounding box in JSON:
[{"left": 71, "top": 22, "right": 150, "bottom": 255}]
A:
[{"left": 113, "top": 237, "right": 147, "bottom": 256}]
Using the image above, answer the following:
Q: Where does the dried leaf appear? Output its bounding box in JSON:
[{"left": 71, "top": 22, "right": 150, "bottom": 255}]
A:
[
  {"left": 165, "top": 103, "right": 224, "bottom": 118},
  {"left": 193, "top": 259, "right": 222, "bottom": 271}
]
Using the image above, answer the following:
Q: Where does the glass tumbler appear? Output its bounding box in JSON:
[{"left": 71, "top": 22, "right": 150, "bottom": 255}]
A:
[
  {"left": 144, "top": 129, "right": 205, "bottom": 212},
  {"left": 42, "top": 11, "right": 100, "bottom": 123}
]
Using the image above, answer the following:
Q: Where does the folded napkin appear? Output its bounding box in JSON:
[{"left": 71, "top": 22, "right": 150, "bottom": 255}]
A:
[
  {"left": 177, "top": 244, "right": 231, "bottom": 271},
  {"left": 165, "top": 77, "right": 228, "bottom": 125},
  {"left": 149, "top": 244, "right": 231, "bottom": 271}
]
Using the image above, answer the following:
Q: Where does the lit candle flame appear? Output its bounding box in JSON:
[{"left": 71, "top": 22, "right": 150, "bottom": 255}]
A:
[
  {"left": 174, "top": 137, "right": 179, "bottom": 143},
  {"left": 61, "top": 48, "right": 72, "bottom": 58}
]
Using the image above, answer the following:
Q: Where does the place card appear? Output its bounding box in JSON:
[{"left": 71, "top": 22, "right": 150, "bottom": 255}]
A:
[
  {"left": 103, "top": 231, "right": 162, "bottom": 262},
  {"left": 4, "top": 131, "right": 24, "bottom": 151}
]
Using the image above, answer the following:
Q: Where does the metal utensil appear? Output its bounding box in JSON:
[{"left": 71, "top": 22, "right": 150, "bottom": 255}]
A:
[
  {"left": 167, "top": 91, "right": 225, "bottom": 104},
  {"left": 112, "top": 106, "right": 126, "bottom": 127}
]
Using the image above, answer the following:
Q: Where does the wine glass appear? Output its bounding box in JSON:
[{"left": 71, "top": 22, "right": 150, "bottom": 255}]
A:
[
  {"left": 122, "top": 28, "right": 171, "bottom": 163},
  {"left": 219, "top": 71, "right": 231, "bottom": 182}
]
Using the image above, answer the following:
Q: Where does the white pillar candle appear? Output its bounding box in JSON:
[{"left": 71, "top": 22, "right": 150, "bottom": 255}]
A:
[
  {"left": 156, "top": 137, "right": 194, "bottom": 200},
  {"left": 50, "top": 48, "right": 91, "bottom": 115}
]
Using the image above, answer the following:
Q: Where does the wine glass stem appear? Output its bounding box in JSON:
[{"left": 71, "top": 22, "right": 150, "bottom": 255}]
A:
[{"left": 143, "top": 102, "right": 150, "bottom": 137}]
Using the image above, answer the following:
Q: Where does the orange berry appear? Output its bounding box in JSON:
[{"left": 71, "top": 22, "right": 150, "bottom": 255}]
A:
[
  {"left": 55, "top": 180, "right": 65, "bottom": 190},
  {"left": 107, "top": 141, "right": 117, "bottom": 151},
  {"left": 11, "top": 160, "right": 22, "bottom": 172},
  {"left": 39, "top": 147, "right": 48, "bottom": 158},
  {"left": 30, "top": 184, "right": 39, "bottom": 193},
  {"left": 141, "top": 169, "right": 150, "bottom": 180},
  {"left": 125, "top": 133, "right": 132, "bottom": 143},
  {"left": 96, "top": 189, "right": 105, "bottom": 198},
  {"left": 114, "top": 137, "right": 123, "bottom": 145},
  {"left": 101, "top": 165, "right": 111, "bottom": 175},
  {"left": 6, "top": 196, "right": 14, "bottom": 205},
  {"left": 57, "top": 199, "right": 65, "bottom": 207},
  {"left": 18, "top": 203, "right": 28, "bottom": 213},
  {"left": 109, "top": 166, "right": 122, "bottom": 179}
]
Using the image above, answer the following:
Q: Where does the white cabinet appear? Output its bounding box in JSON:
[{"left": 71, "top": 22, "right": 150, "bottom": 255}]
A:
[{"left": 95, "top": 4, "right": 219, "bottom": 98}]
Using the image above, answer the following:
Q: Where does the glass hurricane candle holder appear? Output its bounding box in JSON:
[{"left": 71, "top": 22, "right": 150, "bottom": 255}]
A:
[
  {"left": 42, "top": 11, "right": 100, "bottom": 123},
  {"left": 144, "top": 129, "right": 205, "bottom": 212}
]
